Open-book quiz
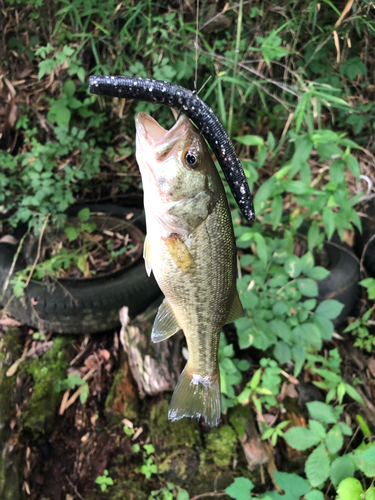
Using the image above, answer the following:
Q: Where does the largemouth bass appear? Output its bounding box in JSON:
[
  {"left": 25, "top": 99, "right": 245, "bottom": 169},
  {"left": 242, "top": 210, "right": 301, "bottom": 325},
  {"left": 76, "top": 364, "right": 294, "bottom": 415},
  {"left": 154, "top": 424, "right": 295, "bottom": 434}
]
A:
[{"left": 135, "top": 112, "right": 243, "bottom": 426}]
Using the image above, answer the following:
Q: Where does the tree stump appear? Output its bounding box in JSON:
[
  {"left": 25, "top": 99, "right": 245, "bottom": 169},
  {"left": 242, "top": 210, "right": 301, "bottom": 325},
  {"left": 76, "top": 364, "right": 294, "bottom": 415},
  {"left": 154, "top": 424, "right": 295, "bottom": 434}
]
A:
[{"left": 119, "top": 304, "right": 183, "bottom": 397}]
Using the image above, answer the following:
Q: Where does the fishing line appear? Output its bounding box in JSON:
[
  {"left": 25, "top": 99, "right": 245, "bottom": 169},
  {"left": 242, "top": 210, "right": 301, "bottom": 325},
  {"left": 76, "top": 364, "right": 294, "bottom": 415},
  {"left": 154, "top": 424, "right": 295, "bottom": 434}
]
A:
[{"left": 194, "top": 0, "right": 199, "bottom": 92}]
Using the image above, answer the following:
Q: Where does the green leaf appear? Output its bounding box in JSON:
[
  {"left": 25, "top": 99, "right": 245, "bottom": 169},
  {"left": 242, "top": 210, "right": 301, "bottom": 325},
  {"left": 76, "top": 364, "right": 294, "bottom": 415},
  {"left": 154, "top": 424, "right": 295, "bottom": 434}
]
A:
[
  {"left": 356, "top": 446, "right": 375, "bottom": 462},
  {"left": 309, "top": 420, "right": 326, "bottom": 439},
  {"left": 80, "top": 382, "right": 89, "bottom": 404},
  {"left": 225, "top": 477, "right": 254, "bottom": 500},
  {"left": 78, "top": 207, "right": 90, "bottom": 222},
  {"left": 366, "top": 487, "right": 375, "bottom": 500},
  {"left": 292, "top": 345, "right": 305, "bottom": 377},
  {"left": 144, "top": 444, "right": 155, "bottom": 455},
  {"left": 177, "top": 489, "right": 190, "bottom": 500},
  {"left": 344, "top": 383, "right": 364, "bottom": 404},
  {"left": 306, "top": 266, "right": 330, "bottom": 280},
  {"left": 236, "top": 135, "right": 264, "bottom": 147},
  {"left": 356, "top": 415, "right": 370, "bottom": 436},
  {"left": 338, "top": 422, "right": 352, "bottom": 437},
  {"left": 313, "top": 314, "right": 334, "bottom": 340},
  {"left": 297, "top": 278, "right": 318, "bottom": 297},
  {"left": 325, "top": 425, "right": 343, "bottom": 454},
  {"left": 354, "top": 442, "right": 375, "bottom": 477},
  {"left": 63, "top": 80, "right": 76, "bottom": 97},
  {"left": 323, "top": 207, "right": 335, "bottom": 240},
  {"left": 284, "top": 256, "right": 302, "bottom": 278},
  {"left": 305, "top": 490, "right": 324, "bottom": 500},
  {"left": 315, "top": 300, "right": 344, "bottom": 319},
  {"left": 273, "top": 471, "right": 309, "bottom": 498},
  {"left": 330, "top": 455, "right": 355, "bottom": 488},
  {"left": 64, "top": 226, "right": 79, "bottom": 242},
  {"left": 337, "top": 381, "right": 346, "bottom": 404},
  {"left": 300, "top": 252, "right": 315, "bottom": 273},
  {"left": 284, "top": 427, "right": 321, "bottom": 450},
  {"left": 305, "top": 444, "right": 330, "bottom": 487},
  {"left": 337, "top": 478, "right": 363, "bottom": 500},
  {"left": 254, "top": 233, "right": 268, "bottom": 268},
  {"left": 306, "top": 401, "right": 338, "bottom": 424},
  {"left": 267, "top": 131, "right": 275, "bottom": 151},
  {"left": 346, "top": 154, "right": 360, "bottom": 179},
  {"left": 273, "top": 342, "right": 291, "bottom": 364},
  {"left": 254, "top": 177, "right": 276, "bottom": 214},
  {"left": 271, "top": 195, "right": 283, "bottom": 230}
]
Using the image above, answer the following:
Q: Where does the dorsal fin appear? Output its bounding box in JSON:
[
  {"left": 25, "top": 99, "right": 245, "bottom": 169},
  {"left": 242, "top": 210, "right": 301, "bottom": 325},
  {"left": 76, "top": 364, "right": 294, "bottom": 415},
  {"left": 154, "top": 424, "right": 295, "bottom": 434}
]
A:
[
  {"left": 225, "top": 290, "right": 244, "bottom": 324},
  {"left": 152, "top": 299, "right": 181, "bottom": 343}
]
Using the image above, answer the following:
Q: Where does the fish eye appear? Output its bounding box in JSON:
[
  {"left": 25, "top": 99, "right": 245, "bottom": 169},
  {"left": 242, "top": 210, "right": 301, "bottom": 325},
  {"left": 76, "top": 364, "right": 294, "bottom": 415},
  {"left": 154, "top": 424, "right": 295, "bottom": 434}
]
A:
[{"left": 184, "top": 151, "right": 199, "bottom": 169}]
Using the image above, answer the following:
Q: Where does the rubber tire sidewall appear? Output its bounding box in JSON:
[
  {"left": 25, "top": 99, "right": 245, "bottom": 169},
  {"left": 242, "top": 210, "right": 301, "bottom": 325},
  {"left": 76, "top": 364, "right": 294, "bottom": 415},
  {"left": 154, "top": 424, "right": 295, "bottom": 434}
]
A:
[{"left": 0, "top": 205, "right": 161, "bottom": 334}]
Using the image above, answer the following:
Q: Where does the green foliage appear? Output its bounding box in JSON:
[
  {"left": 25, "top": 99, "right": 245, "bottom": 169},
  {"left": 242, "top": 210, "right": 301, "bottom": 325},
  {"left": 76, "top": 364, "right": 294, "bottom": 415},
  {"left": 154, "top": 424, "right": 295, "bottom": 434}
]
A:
[
  {"left": 149, "top": 483, "right": 189, "bottom": 500},
  {"left": 95, "top": 470, "right": 114, "bottom": 492},
  {"left": 282, "top": 404, "right": 375, "bottom": 497},
  {"left": 132, "top": 443, "right": 157, "bottom": 479},
  {"left": 360, "top": 278, "right": 375, "bottom": 300},
  {"left": 55, "top": 372, "right": 90, "bottom": 404},
  {"left": 225, "top": 477, "right": 254, "bottom": 500},
  {"left": 219, "top": 332, "right": 250, "bottom": 411},
  {"left": 261, "top": 420, "right": 290, "bottom": 447},
  {"left": 1, "top": 114, "right": 103, "bottom": 229},
  {"left": 344, "top": 308, "right": 375, "bottom": 352}
]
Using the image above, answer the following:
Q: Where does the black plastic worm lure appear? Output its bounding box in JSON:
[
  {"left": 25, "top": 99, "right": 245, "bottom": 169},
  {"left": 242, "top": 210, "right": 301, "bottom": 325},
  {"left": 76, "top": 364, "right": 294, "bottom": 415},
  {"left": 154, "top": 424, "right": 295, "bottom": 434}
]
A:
[{"left": 89, "top": 75, "right": 255, "bottom": 221}]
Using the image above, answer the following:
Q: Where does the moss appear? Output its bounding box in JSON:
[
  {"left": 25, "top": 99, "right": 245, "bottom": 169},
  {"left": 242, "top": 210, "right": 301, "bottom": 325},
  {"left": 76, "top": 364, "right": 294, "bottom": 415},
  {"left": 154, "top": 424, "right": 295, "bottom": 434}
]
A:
[
  {"left": 0, "top": 329, "right": 24, "bottom": 498},
  {"left": 0, "top": 328, "right": 23, "bottom": 425},
  {"left": 148, "top": 399, "right": 201, "bottom": 451},
  {"left": 87, "top": 478, "right": 149, "bottom": 500},
  {"left": 205, "top": 425, "right": 237, "bottom": 468},
  {"left": 158, "top": 448, "right": 199, "bottom": 485},
  {"left": 20, "top": 336, "right": 74, "bottom": 436}
]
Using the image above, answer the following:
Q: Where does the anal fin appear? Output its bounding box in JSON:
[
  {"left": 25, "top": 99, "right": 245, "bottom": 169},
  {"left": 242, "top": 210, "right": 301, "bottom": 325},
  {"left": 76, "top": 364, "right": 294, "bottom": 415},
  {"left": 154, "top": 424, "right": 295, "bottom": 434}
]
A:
[
  {"left": 152, "top": 298, "right": 181, "bottom": 343},
  {"left": 225, "top": 290, "right": 244, "bottom": 324}
]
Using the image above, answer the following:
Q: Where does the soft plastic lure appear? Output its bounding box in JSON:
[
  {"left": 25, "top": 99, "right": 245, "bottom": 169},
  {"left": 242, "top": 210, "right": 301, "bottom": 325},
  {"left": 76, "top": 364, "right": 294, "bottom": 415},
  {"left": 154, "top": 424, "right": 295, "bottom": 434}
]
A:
[{"left": 89, "top": 75, "right": 255, "bottom": 222}]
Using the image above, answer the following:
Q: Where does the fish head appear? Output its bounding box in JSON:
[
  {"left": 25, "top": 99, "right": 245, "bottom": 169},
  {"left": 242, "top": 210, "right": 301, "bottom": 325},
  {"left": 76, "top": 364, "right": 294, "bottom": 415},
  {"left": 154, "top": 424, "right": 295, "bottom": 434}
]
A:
[{"left": 135, "top": 112, "right": 218, "bottom": 205}]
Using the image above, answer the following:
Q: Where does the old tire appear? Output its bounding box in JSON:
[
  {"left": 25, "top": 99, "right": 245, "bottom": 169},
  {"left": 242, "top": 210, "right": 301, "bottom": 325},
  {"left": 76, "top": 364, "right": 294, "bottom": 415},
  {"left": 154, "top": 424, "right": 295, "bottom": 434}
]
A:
[
  {"left": 317, "top": 234, "right": 359, "bottom": 325},
  {"left": 0, "top": 205, "right": 161, "bottom": 334}
]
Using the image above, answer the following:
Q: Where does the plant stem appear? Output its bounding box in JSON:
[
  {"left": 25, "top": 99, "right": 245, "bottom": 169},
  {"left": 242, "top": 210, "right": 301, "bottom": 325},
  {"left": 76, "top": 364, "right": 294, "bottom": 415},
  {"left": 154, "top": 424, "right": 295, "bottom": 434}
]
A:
[{"left": 227, "top": 0, "right": 243, "bottom": 137}]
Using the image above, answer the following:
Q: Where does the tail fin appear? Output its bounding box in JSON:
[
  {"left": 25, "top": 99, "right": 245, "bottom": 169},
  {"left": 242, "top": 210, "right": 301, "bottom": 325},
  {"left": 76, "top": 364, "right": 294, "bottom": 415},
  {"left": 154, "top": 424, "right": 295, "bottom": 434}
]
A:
[{"left": 168, "top": 363, "right": 221, "bottom": 427}]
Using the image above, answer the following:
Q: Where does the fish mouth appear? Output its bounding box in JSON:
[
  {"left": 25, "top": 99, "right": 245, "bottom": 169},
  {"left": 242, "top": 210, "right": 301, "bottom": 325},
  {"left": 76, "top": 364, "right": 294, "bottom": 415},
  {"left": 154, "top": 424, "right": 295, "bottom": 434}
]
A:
[{"left": 135, "top": 112, "right": 191, "bottom": 160}]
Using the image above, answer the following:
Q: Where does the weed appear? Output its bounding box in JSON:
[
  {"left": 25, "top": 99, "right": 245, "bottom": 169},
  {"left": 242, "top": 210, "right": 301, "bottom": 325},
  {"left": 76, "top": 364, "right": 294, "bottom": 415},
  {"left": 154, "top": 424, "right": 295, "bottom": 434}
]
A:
[{"left": 95, "top": 469, "right": 114, "bottom": 492}]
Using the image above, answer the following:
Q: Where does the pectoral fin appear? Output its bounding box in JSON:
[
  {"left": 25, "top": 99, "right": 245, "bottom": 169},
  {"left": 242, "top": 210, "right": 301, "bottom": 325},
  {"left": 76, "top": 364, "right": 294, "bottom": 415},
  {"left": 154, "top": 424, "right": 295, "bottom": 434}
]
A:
[
  {"left": 152, "top": 298, "right": 181, "bottom": 343},
  {"left": 164, "top": 234, "right": 196, "bottom": 272},
  {"left": 225, "top": 291, "right": 244, "bottom": 324},
  {"left": 143, "top": 234, "right": 152, "bottom": 276}
]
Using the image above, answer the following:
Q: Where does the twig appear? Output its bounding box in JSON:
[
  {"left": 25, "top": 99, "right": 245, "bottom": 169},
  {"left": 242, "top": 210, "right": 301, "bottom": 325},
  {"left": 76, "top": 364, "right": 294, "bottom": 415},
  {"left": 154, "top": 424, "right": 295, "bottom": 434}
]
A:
[
  {"left": 322, "top": 238, "right": 360, "bottom": 266},
  {"left": 228, "top": 0, "right": 243, "bottom": 137},
  {"left": 199, "top": 1, "right": 253, "bottom": 31},
  {"left": 65, "top": 474, "right": 85, "bottom": 500},
  {"left": 190, "top": 493, "right": 229, "bottom": 500},
  {"left": 1, "top": 230, "right": 29, "bottom": 302},
  {"left": 24, "top": 214, "right": 50, "bottom": 288}
]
